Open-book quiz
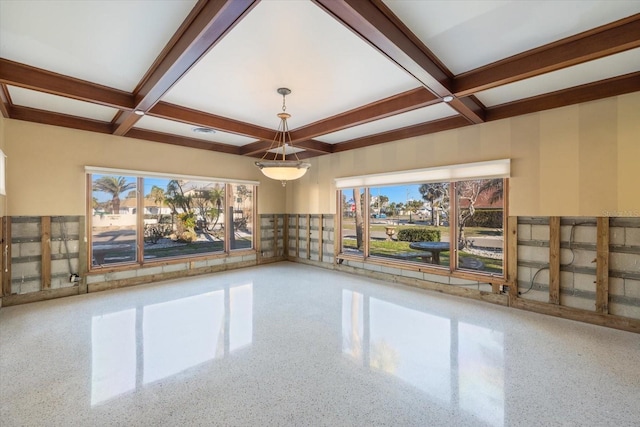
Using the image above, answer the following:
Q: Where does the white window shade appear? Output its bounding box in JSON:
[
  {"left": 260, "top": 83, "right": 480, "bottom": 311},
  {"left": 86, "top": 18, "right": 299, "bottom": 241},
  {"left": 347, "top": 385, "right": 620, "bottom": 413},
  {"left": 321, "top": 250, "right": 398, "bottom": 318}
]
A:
[{"left": 334, "top": 159, "right": 510, "bottom": 189}]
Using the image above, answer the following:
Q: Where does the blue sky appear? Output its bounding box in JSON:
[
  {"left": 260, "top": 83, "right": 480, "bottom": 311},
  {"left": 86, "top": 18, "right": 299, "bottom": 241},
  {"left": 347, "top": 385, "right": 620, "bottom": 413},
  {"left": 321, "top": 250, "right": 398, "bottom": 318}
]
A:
[{"left": 346, "top": 184, "right": 424, "bottom": 205}]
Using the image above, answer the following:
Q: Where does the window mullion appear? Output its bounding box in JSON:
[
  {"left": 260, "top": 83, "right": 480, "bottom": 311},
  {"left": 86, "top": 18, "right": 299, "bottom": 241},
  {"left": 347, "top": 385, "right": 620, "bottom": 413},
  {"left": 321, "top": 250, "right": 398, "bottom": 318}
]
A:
[
  {"left": 364, "top": 188, "right": 370, "bottom": 259},
  {"left": 449, "top": 181, "right": 457, "bottom": 272},
  {"left": 136, "top": 177, "right": 144, "bottom": 265}
]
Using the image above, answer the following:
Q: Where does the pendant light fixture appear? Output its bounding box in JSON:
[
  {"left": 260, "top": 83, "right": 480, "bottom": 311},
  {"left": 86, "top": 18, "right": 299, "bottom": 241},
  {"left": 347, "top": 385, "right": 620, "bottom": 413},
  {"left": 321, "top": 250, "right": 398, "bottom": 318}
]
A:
[{"left": 255, "top": 88, "right": 311, "bottom": 186}]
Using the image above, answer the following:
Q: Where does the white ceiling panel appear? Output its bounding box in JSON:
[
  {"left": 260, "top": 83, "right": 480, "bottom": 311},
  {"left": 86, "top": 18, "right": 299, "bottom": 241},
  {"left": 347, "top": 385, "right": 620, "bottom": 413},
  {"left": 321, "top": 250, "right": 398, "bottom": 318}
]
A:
[
  {"left": 383, "top": 0, "right": 640, "bottom": 75},
  {"left": 163, "top": 0, "right": 421, "bottom": 129},
  {"left": 0, "top": 0, "right": 197, "bottom": 91},
  {"left": 315, "top": 103, "right": 458, "bottom": 144},
  {"left": 475, "top": 48, "right": 640, "bottom": 107},
  {"left": 8, "top": 86, "right": 118, "bottom": 122},
  {"left": 134, "top": 116, "right": 257, "bottom": 147}
]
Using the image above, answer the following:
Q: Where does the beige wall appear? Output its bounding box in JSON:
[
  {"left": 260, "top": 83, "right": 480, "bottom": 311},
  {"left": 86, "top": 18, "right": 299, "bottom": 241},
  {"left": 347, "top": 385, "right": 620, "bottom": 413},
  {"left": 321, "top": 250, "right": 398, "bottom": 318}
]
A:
[
  {"left": 4, "top": 91, "right": 640, "bottom": 217},
  {"left": 0, "top": 114, "right": 5, "bottom": 214},
  {"left": 4, "top": 120, "right": 286, "bottom": 215},
  {"left": 288, "top": 92, "right": 640, "bottom": 217}
]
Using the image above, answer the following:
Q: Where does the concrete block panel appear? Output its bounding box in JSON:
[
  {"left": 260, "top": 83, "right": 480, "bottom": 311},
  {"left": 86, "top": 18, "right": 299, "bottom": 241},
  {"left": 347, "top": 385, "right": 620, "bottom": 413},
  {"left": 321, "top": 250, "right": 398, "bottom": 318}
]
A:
[
  {"left": 518, "top": 266, "right": 532, "bottom": 283},
  {"left": 518, "top": 245, "right": 549, "bottom": 263},
  {"left": 381, "top": 266, "right": 402, "bottom": 276},
  {"left": 561, "top": 294, "right": 595, "bottom": 312},
  {"left": 11, "top": 262, "right": 40, "bottom": 280},
  {"left": 625, "top": 279, "right": 640, "bottom": 299},
  {"left": 517, "top": 224, "right": 531, "bottom": 241},
  {"left": 449, "top": 277, "right": 478, "bottom": 286},
  {"left": 193, "top": 260, "right": 208, "bottom": 269},
  {"left": 51, "top": 240, "right": 79, "bottom": 255},
  {"left": 560, "top": 271, "right": 574, "bottom": 289},
  {"left": 560, "top": 225, "right": 572, "bottom": 242},
  {"left": 207, "top": 258, "right": 224, "bottom": 267},
  {"left": 573, "top": 273, "right": 596, "bottom": 292},
  {"left": 162, "top": 263, "right": 188, "bottom": 274},
  {"left": 610, "top": 252, "right": 640, "bottom": 272},
  {"left": 569, "top": 249, "right": 598, "bottom": 269},
  {"left": 111, "top": 270, "right": 138, "bottom": 281},
  {"left": 423, "top": 273, "right": 448, "bottom": 285},
  {"left": 345, "top": 260, "right": 364, "bottom": 269},
  {"left": 86, "top": 274, "right": 106, "bottom": 284},
  {"left": 52, "top": 259, "right": 78, "bottom": 275},
  {"left": 14, "top": 280, "right": 40, "bottom": 294},
  {"left": 559, "top": 248, "right": 574, "bottom": 265},
  {"left": 137, "top": 266, "right": 163, "bottom": 277},
  {"left": 52, "top": 220, "right": 79, "bottom": 236},
  {"left": 531, "top": 225, "right": 549, "bottom": 241},
  {"left": 573, "top": 225, "right": 597, "bottom": 243},
  {"left": 19, "top": 242, "right": 41, "bottom": 257},
  {"left": 609, "top": 277, "right": 625, "bottom": 296},
  {"left": 401, "top": 269, "right": 424, "bottom": 280},
  {"left": 11, "top": 222, "right": 39, "bottom": 239},
  {"left": 519, "top": 288, "right": 547, "bottom": 303},
  {"left": 609, "top": 227, "right": 625, "bottom": 245},
  {"left": 609, "top": 302, "right": 640, "bottom": 320},
  {"left": 363, "top": 263, "right": 382, "bottom": 272},
  {"left": 626, "top": 228, "right": 640, "bottom": 246}
]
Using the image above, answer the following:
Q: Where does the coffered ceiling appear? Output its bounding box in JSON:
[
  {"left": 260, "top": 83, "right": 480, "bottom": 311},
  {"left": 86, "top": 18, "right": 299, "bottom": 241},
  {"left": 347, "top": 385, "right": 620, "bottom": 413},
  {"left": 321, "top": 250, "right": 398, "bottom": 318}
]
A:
[{"left": 1, "top": 0, "right": 639, "bottom": 161}]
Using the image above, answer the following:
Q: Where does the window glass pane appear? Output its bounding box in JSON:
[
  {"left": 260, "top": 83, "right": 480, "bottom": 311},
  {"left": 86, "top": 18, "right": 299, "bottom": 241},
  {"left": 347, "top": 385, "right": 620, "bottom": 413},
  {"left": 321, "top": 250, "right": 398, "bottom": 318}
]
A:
[
  {"left": 415, "top": 182, "right": 451, "bottom": 267},
  {"left": 341, "top": 188, "right": 365, "bottom": 256},
  {"left": 455, "top": 179, "right": 504, "bottom": 275},
  {"left": 230, "top": 184, "right": 253, "bottom": 250},
  {"left": 143, "top": 179, "right": 226, "bottom": 260},
  {"left": 368, "top": 184, "right": 449, "bottom": 266},
  {"left": 91, "top": 174, "right": 137, "bottom": 266}
]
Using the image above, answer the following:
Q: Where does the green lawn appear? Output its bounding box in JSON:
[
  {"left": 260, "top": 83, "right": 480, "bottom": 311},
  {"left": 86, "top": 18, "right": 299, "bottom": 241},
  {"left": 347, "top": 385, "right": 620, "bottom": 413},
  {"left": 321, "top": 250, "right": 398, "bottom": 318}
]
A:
[
  {"left": 341, "top": 222, "right": 503, "bottom": 238},
  {"left": 342, "top": 238, "right": 503, "bottom": 274}
]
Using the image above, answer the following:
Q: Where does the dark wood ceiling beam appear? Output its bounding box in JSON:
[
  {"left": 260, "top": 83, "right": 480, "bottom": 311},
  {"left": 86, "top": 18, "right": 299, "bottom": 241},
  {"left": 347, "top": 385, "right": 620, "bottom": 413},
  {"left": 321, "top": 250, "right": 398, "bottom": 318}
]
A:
[
  {"left": 455, "top": 14, "right": 640, "bottom": 96},
  {"left": 313, "top": 0, "right": 450, "bottom": 95},
  {"left": 486, "top": 71, "right": 640, "bottom": 122},
  {"left": 293, "top": 139, "right": 333, "bottom": 154},
  {"left": 447, "top": 96, "right": 485, "bottom": 124},
  {"left": 149, "top": 102, "right": 274, "bottom": 140},
  {"left": 0, "top": 84, "right": 11, "bottom": 118},
  {"left": 10, "top": 106, "right": 113, "bottom": 134},
  {"left": 241, "top": 138, "right": 331, "bottom": 157},
  {"left": 249, "top": 150, "right": 322, "bottom": 161},
  {"left": 313, "top": 0, "right": 485, "bottom": 124},
  {"left": 240, "top": 140, "right": 274, "bottom": 156},
  {"left": 112, "top": 0, "right": 259, "bottom": 136},
  {"left": 126, "top": 128, "right": 242, "bottom": 154},
  {"left": 288, "top": 87, "right": 440, "bottom": 141},
  {"left": 0, "top": 59, "right": 134, "bottom": 109},
  {"left": 333, "top": 115, "right": 470, "bottom": 153}
]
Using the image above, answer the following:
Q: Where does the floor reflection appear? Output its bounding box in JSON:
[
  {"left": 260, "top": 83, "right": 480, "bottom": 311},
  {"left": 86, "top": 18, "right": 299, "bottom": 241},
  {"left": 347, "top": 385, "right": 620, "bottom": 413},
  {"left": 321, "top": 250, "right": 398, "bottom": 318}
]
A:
[
  {"left": 342, "top": 289, "right": 504, "bottom": 426},
  {"left": 91, "top": 283, "right": 253, "bottom": 406}
]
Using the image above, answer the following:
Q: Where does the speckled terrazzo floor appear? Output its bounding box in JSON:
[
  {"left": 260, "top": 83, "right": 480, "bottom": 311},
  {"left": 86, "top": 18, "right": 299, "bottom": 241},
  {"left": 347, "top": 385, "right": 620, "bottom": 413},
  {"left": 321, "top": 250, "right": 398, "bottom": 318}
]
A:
[{"left": 1, "top": 262, "right": 639, "bottom": 427}]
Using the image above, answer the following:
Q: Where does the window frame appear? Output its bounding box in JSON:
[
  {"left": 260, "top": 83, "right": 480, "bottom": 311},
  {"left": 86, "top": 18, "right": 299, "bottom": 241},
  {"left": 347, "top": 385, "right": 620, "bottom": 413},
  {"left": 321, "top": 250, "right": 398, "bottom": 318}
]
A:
[
  {"left": 86, "top": 167, "right": 258, "bottom": 272},
  {"left": 337, "top": 172, "right": 508, "bottom": 283}
]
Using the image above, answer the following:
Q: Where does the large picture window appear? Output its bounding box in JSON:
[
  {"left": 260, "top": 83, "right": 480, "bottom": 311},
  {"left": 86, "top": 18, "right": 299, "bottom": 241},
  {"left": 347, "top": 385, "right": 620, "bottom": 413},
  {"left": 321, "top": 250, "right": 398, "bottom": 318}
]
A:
[
  {"left": 336, "top": 161, "right": 509, "bottom": 278},
  {"left": 89, "top": 169, "right": 256, "bottom": 269}
]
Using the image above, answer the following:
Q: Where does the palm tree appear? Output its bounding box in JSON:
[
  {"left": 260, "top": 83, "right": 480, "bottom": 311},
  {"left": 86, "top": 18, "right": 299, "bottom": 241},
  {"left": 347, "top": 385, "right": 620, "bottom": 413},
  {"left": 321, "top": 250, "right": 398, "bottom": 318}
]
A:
[
  {"left": 419, "top": 183, "right": 448, "bottom": 226},
  {"left": 92, "top": 176, "right": 135, "bottom": 214},
  {"left": 208, "top": 186, "right": 225, "bottom": 229},
  {"left": 148, "top": 186, "right": 165, "bottom": 222},
  {"left": 353, "top": 188, "right": 364, "bottom": 249}
]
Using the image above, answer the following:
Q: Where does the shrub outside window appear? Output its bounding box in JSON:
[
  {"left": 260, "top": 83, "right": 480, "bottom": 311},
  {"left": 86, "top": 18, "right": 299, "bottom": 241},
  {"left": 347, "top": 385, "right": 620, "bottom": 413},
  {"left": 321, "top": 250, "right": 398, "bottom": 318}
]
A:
[
  {"left": 339, "top": 179, "right": 505, "bottom": 277},
  {"left": 90, "top": 173, "right": 255, "bottom": 269}
]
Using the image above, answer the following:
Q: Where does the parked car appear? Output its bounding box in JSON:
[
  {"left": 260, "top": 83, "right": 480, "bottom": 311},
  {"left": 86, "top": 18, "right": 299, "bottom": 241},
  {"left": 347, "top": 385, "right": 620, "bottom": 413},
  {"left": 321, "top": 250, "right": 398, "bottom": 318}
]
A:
[{"left": 371, "top": 213, "right": 387, "bottom": 219}]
